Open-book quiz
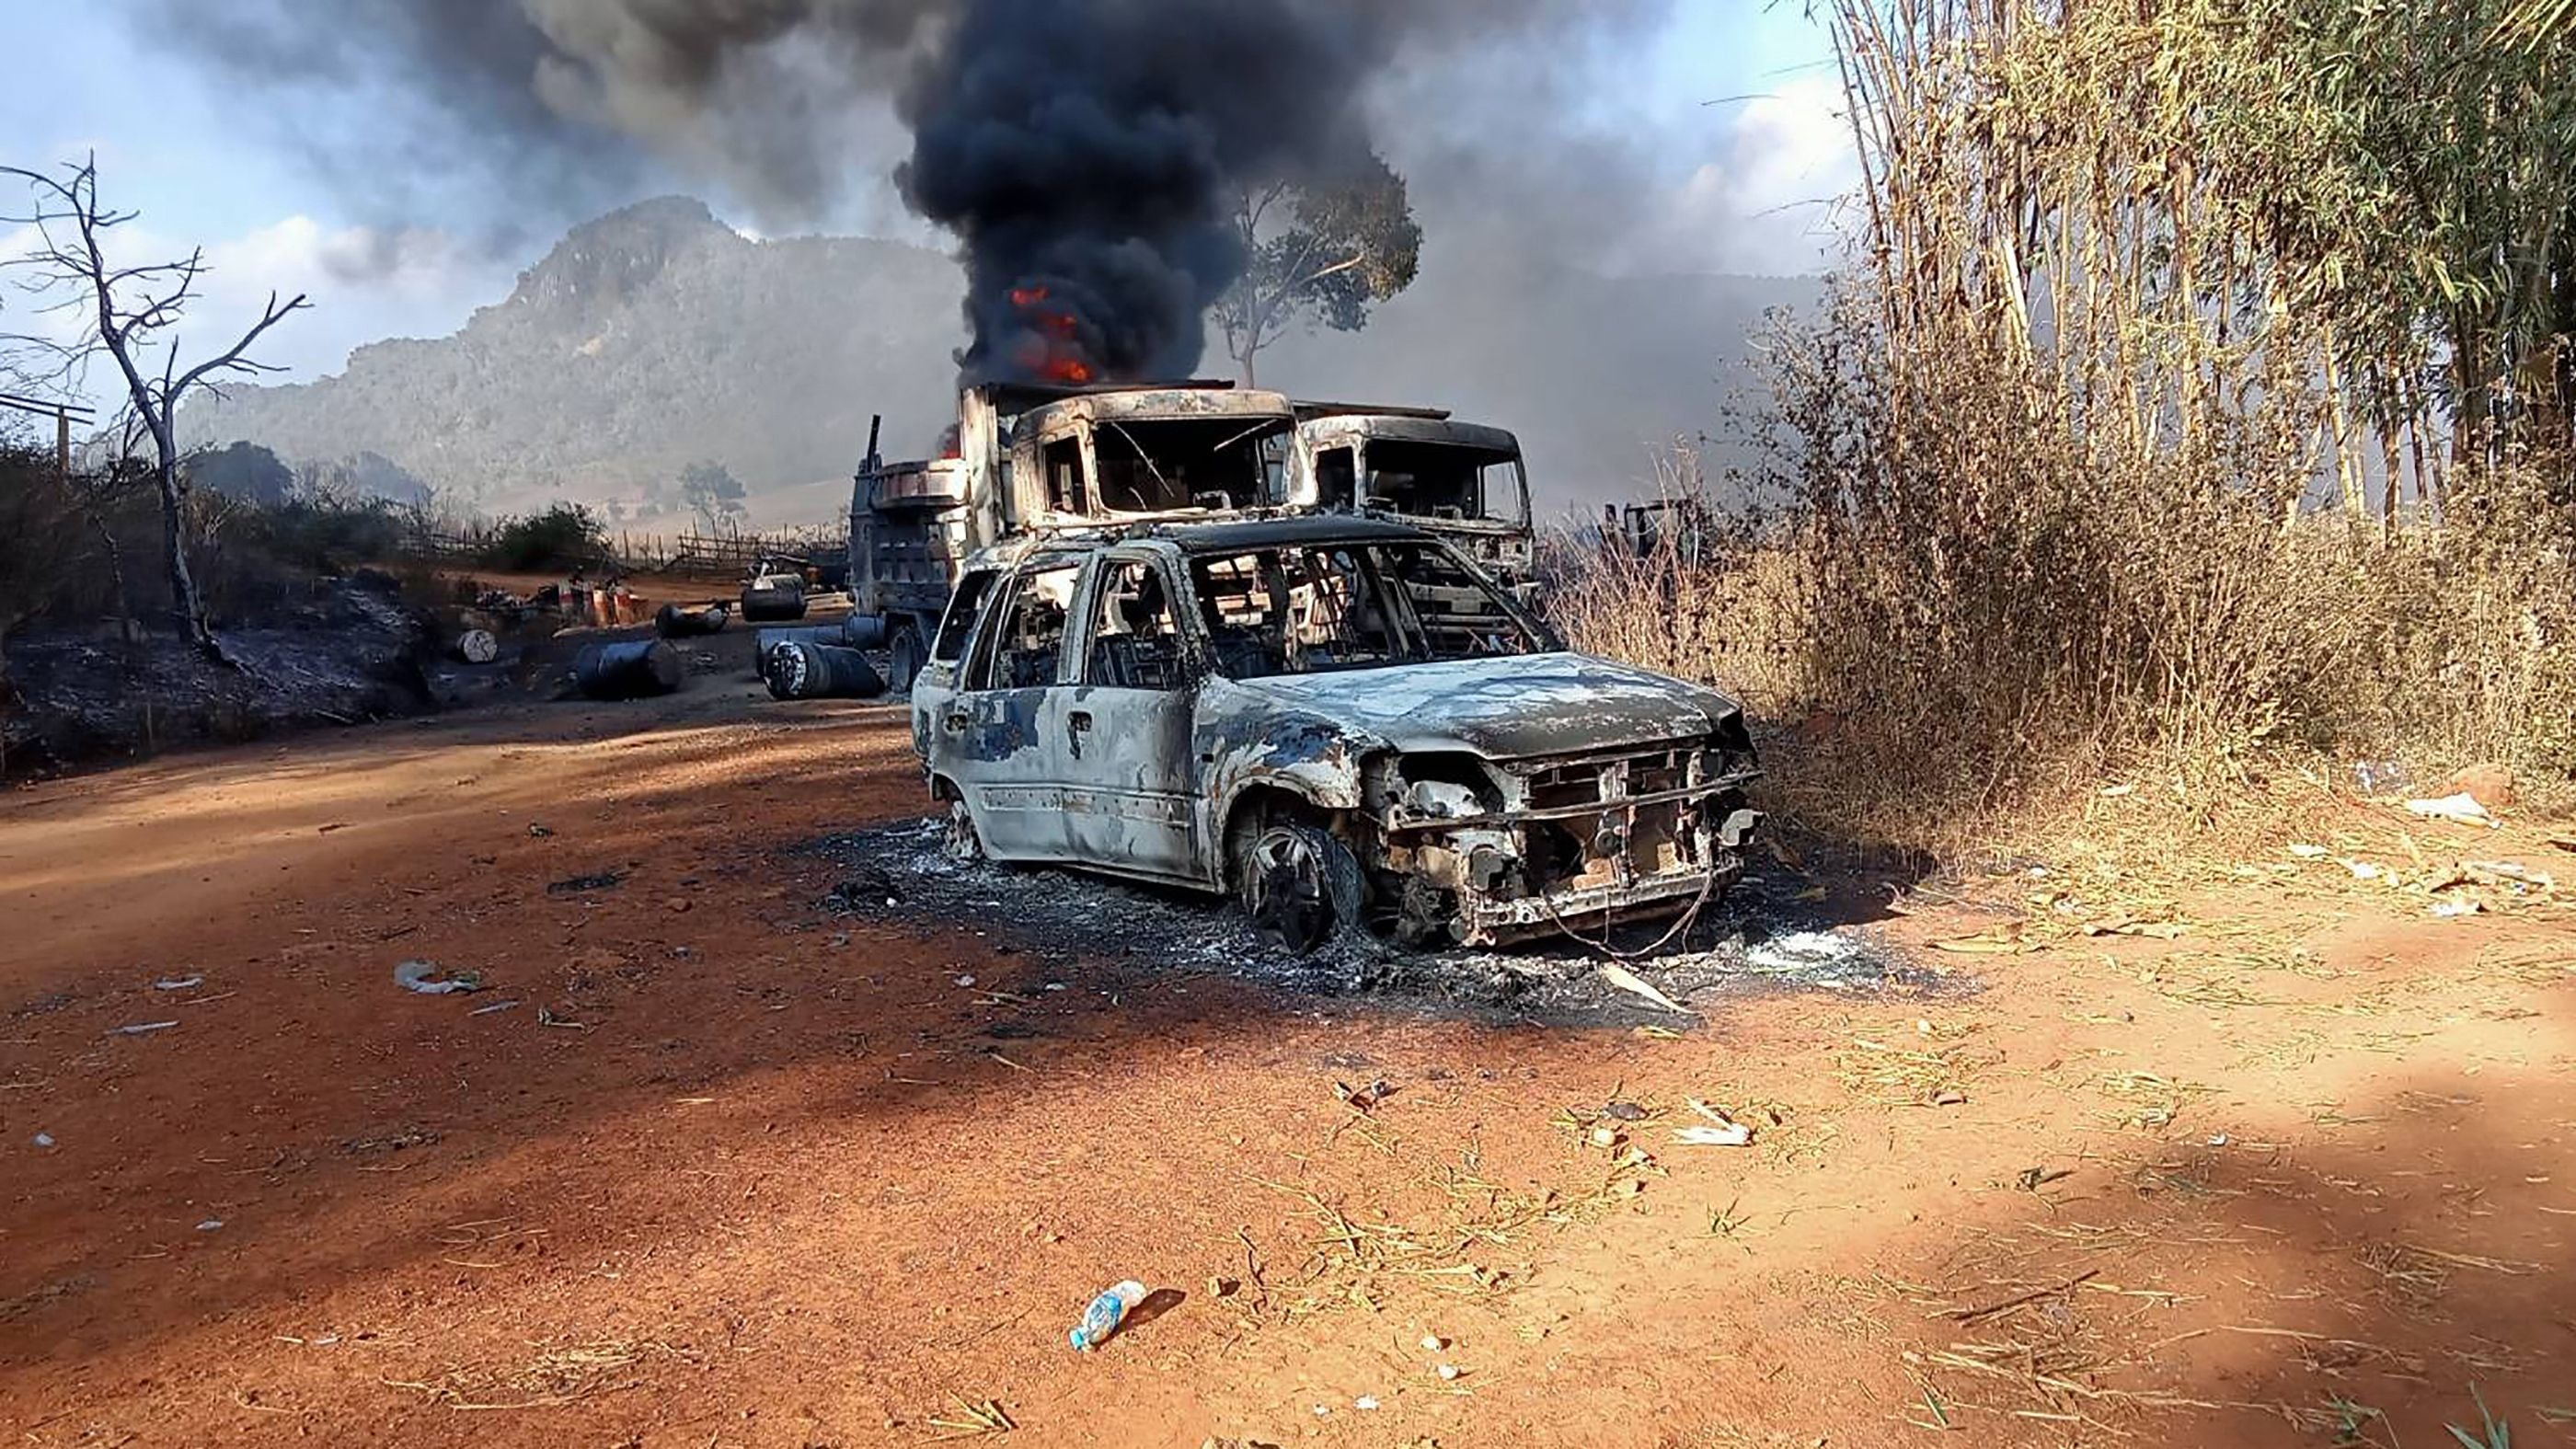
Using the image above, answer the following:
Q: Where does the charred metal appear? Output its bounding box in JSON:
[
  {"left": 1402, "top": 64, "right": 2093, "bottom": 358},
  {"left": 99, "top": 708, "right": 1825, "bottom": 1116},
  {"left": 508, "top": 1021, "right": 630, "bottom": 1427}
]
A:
[{"left": 913, "top": 514, "right": 1762, "bottom": 953}]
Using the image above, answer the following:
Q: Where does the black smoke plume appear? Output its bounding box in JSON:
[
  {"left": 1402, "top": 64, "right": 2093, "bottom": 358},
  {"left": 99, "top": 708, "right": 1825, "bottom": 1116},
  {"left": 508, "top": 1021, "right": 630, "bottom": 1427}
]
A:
[
  {"left": 896, "top": 0, "right": 1371, "bottom": 384},
  {"left": 127, "top": 0, "right": 1690, "bottom": 390}
]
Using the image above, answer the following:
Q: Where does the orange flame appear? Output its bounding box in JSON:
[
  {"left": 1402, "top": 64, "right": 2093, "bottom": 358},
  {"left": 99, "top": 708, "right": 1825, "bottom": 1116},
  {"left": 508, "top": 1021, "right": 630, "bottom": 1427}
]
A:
[{"left": 1006, "top": 280, "right": 1096, "bottom": 385}]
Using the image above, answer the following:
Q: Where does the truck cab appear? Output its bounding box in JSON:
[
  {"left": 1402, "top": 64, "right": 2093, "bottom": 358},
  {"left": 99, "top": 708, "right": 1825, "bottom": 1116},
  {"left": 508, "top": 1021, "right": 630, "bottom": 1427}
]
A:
[
  {"left": 1292, "top": 405, "right": 1535, "bottom": 582},
  {"left": 851, "top": 381, "right": 1302, "bottom": 690}
]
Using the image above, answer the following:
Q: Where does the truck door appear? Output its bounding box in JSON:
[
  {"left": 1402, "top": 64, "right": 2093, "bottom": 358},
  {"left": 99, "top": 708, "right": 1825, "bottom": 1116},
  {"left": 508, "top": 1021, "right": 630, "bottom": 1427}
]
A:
[
  {"left": 1055, "top": 551, "right": 1206, "bottom": 884},
  {"left": 925, "top": 558, "right": 1080, "bottom": 863}
]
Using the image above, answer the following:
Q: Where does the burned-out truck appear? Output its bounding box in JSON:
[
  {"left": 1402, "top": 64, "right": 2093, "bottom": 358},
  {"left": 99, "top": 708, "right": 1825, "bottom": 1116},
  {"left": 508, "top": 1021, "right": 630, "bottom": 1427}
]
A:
[
  {"left": 850, "top": 383, "right": 1543, "bottom": 691},
  {"left": 848, "top": 380, "right": 1304, "bottom": 690},
  {"left": 1292, "top": 404, "right": 1535, "bottom": 581}
]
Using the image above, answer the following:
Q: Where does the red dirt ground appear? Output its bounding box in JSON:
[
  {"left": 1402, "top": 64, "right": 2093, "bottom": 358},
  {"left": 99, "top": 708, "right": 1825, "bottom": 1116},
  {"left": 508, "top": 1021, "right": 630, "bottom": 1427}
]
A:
[{"left": 4, "top": 665, "right": 2572, "bottom": 1448}]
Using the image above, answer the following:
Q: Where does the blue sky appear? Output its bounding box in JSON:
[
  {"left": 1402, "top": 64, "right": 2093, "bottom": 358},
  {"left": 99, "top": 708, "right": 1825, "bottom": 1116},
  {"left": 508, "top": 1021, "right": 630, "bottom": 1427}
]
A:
[{"left": 2, "top": 2, "right": 1847, "bottom": 395}]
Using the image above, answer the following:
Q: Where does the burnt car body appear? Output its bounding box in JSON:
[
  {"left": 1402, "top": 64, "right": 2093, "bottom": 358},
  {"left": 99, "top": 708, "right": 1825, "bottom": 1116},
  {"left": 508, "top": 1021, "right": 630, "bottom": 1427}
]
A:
[{"left": 911, "top": 515, "right": 1761, "bottom": 950}]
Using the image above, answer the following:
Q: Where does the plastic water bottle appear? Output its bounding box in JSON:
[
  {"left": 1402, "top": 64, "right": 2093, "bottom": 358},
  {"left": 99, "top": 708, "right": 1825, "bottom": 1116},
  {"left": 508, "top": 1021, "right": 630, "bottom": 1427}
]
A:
[{"left": 1069, "top": 1280, "right": 1146, "bottom": 1351}]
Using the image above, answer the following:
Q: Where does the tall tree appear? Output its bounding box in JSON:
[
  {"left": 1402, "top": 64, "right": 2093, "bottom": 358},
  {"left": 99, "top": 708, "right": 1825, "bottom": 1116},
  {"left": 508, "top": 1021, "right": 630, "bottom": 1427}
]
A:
[
  {"left": 679, "top": 459, "right": 747, "bottom": 532},
  {"left": 0, "top": 157, "right": 306, "bottom": 662},
  {"left": 1213, "top": 153, "right": 1422, "bottom": 385}
]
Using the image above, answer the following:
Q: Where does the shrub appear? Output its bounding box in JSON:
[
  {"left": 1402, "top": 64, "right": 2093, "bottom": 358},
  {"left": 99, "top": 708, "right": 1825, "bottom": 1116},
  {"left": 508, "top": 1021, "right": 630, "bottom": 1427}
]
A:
[{"left": 479, "top": 503, "right": 606, "bottom": 572}]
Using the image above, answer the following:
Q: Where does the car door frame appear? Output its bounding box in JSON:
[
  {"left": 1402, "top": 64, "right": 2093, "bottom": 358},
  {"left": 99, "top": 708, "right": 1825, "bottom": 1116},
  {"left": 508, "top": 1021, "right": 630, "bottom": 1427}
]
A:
[
  {"left": 924, "top": 556, "right": 1081, "bottom": 864},
  {"left": 1051, "top": 545, "right": 1211, "bottom": 887},
  {"left": 910, "top": 563, "right": 1001, "bottom": 763}
]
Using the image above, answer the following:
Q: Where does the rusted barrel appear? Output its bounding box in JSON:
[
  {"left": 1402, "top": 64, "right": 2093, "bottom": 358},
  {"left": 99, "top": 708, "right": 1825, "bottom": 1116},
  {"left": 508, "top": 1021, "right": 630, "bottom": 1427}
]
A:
[
  {"left": 654, "top": 602, "right": 729, "bottom": 638},
  {"left": 765, "top": 641, "right": 885, "bottom": 700},
  {"left": 573, "top": 639, "right": 684, "bottom": 700}
]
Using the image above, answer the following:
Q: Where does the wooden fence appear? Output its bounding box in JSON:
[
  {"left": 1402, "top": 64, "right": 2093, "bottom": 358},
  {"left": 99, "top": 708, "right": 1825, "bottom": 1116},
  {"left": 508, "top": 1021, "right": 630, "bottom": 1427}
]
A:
[{"left": 398, "top": 522, "right": 846, "bottom": 582}]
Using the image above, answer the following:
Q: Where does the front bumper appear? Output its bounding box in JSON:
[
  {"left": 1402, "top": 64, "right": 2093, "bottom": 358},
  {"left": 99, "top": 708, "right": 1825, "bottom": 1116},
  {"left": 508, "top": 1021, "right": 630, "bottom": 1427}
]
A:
[{"left": 1379, "top": 753, "right": 1763, "bottom": 948}]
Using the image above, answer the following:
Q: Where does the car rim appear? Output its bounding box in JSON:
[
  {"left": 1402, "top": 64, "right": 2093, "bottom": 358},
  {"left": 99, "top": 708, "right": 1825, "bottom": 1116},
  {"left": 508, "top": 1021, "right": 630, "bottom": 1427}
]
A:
[
  {"left": 1246, "top": 828, "right": 1335, "bottom": 951},
  {"left": 944, "top": 800, "right": 981, "bottom": 862}
]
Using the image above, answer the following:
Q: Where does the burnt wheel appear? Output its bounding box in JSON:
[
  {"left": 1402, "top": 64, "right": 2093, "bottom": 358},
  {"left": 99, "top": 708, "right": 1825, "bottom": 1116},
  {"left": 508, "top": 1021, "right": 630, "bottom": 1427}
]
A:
[
  {"left": 1237, "top": 822, "right": 1362, "bottom": 954},
  {"left": 943, "top": 798, "right": 983, "bottom": 863},
  {"left": 887, "top": 624, "right": 925, "bottom": 695}
]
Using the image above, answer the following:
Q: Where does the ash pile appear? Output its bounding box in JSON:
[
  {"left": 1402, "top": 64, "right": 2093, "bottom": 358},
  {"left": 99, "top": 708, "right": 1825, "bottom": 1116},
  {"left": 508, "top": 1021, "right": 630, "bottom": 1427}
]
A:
[{"left": 812, "top": 820, "right": 1960, "bottom": 1026}]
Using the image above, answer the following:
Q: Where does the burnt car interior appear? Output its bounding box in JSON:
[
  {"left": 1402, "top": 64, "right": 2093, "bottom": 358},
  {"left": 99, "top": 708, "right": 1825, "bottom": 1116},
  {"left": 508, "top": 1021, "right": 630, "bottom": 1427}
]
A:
[
  {"left": 1087, "top": 559, "right": 1185, "bottom": 690},
  {"left": 1190, "top": 544, "right": 1544, "bottom": 679},
  {"left": 931, "top": 569, "right": 997, "bottom": 664},
  {"left": 972, "top": 561, "right": 1078, "bottom": 689},
  {"left": 1089, "top": 418, "right": 1292, "bottom": 512}
]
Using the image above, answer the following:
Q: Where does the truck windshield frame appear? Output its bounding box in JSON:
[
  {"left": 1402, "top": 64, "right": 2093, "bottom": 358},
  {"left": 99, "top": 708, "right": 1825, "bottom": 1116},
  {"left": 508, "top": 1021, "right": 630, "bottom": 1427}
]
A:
[
  {"left": 1360, "top": 441, "right": 1528, "bottom": 526},
  {"left": 1088, "top": 415, "right": 1294, "bottom": 513}
]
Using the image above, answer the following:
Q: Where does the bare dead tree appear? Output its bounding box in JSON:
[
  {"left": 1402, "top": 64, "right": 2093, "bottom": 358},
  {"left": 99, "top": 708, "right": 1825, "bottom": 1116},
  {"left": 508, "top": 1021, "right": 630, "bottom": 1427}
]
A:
[{"left": 0, "top": 156, "right": 307, "bottom": 663}]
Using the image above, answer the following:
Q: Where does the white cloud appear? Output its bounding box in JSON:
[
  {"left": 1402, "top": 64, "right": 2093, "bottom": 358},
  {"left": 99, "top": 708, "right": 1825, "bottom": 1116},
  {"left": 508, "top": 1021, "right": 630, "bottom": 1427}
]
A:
[
  {"left": 197, "top": 216, "right": 512, "bottom": 378},
  {"left": 1615, "top": 75, "right": 1862, "bottom": 277},
  {"left": 3, "top": 211, "right": 511, "bottom": 417}
]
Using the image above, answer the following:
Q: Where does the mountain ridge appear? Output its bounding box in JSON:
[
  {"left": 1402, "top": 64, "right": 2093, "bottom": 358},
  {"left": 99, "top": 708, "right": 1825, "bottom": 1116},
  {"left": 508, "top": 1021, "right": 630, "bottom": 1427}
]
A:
[{"left": 184, "top": 196, "right": 1812, "bottom": 521}]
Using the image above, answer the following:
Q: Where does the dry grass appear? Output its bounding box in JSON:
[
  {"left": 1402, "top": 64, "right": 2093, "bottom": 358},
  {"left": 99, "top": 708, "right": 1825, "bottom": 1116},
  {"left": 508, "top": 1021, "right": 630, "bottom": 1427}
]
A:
[
  {"left": 1543, "top": 0, "right": 2576, "bottom": 873},
  {"left": 1245, "top": 1130, "right": 1664, "bottom": 1321},
  {"left": 384, "top": 1336, "right": 699, "bottom": 1411},
  {"left": 1834, "top": 1023, "right": 1994, "bottom": 1106}
]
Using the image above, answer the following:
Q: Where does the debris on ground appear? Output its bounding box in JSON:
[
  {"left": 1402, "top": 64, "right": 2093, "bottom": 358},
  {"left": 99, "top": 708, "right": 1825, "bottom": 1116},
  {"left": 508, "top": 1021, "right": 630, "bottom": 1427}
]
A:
[
  {"left": 807, "top": 821, "right": 1954, "bottom": 1025},
  {"left": 545, "top": 870, "right": 627, "bottom": 895},
  {"left": 1596, "top": 961, "right": 1692, "bottom": 1015},
  {"left": 152, "top": 975, "right": 203, "bottom": 991},
  {"left": 1070, "top": 1280, "right": 1146, "bottom": 1351},
  {"left": 1333, "top": 1078, "right": 1395, "bottom": 1113},
  {"left": 2455, "top": 859, "right": 2555, "bottom": 891},
  {"left": 572, "top": 639, "right": 684, "bottom": 701},
  {"left": 110, "top": 1021, "right": 178, "bottom": 1036},
  {"left": 2403, "top": 792, "right": 2497, "bottom": 826},
  {"left": 394, "top": 960, "right": 482, "bottom": 995},
  {"left": 468, "top": 999, "right": 523, "bottom": 1016},
  {"left": 2439, "top": 762, "right": 2516, "bottom": 812},
  {"left": 1740, "top": 930, "right": 1870, "bottom": 974},
  {"left": 926, "top": 1399, "right": 1015, "bottom": 1436}
]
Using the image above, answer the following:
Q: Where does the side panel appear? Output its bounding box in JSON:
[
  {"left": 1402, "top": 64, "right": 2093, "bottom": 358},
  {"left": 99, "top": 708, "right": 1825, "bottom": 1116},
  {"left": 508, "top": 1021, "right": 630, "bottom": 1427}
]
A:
[
  {"left": 940, "top": 688, "right": 1074, "bottom": 861},
  {"left": 921, "top": 558, "right": 1078, "bottom": 862},
  {"left": 1052, "top": 551, "right": 1205, "bottom": 883}
]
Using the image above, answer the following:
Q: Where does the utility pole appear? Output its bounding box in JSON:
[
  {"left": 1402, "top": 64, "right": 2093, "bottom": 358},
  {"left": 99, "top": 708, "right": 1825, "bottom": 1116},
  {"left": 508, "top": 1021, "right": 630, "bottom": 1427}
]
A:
[{"left": 0, "top": 391, "right": 94, "bottom": 477}]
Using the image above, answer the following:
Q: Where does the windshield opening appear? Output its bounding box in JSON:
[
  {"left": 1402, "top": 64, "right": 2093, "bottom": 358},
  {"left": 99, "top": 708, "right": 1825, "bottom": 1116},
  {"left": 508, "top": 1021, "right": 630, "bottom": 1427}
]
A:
[
  {"left": 1190, "top": 542, "right": 1544, "bottom": 679},
  {"left": 1090, "top": 416, "right": 1293, "bottom": 513},
  {"left": 1361, "top": 442, "right": 1524, "bottom": 524}
]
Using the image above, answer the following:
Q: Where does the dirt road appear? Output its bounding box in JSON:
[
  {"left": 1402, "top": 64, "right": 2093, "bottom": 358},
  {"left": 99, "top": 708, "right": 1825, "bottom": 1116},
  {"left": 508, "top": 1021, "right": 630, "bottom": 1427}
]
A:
[{"left": 4, "top": 666, "right": 2571, "bottom": 1447}]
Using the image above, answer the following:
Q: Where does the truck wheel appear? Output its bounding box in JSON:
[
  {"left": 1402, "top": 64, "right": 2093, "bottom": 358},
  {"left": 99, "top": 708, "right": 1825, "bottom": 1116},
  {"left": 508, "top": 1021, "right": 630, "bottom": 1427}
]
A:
[
  {"left": 1237, "top": 823, "right": 1362, "bottom": 954},
  {"left": 887, "top": 625, "right": 925, "bottom": 695}
]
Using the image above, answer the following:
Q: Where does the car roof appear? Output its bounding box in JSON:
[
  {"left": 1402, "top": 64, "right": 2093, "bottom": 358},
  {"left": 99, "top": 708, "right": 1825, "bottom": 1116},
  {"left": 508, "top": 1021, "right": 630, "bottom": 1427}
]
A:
[{"left": 1156, "top": 513, "right": 1433, "bottom": 554}]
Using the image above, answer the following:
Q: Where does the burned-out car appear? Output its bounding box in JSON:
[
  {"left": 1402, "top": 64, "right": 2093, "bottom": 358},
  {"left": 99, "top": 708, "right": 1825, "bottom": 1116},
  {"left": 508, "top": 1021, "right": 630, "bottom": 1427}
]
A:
[{"left": 911, "top": 515, "right": 1761, "bottom": 951}]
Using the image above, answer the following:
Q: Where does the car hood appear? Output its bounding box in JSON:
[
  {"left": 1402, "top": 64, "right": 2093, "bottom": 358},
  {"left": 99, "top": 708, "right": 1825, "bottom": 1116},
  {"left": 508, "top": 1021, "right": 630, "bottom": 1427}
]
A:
[{"left": 1223, "top": 652, "right": 1737, "bottom": 759}]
